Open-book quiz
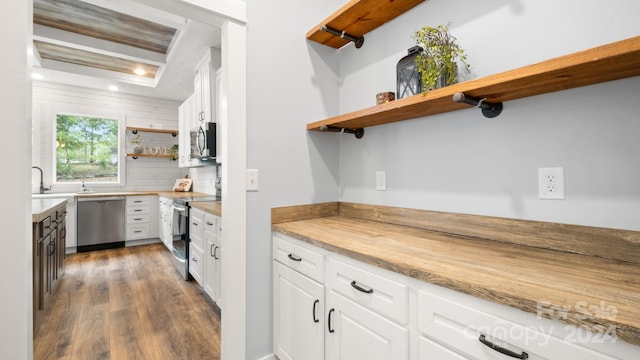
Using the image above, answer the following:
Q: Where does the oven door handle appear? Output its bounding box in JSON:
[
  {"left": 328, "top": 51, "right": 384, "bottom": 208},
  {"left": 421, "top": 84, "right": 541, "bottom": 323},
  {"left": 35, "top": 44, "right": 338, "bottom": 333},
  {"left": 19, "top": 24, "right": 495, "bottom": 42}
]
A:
[{"left": 171, "top": 204, "right": 187, "bottom": 213}]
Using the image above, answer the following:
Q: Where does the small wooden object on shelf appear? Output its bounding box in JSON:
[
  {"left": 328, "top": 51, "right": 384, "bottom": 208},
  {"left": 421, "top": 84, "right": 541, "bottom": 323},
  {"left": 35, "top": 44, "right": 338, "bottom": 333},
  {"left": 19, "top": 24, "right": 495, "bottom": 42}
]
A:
[
  {"left": 306, "top": 0, "right": 425, "bottom": 49},
  {"left": 307, "top": 36, "right": 640, "bottom": 137}
]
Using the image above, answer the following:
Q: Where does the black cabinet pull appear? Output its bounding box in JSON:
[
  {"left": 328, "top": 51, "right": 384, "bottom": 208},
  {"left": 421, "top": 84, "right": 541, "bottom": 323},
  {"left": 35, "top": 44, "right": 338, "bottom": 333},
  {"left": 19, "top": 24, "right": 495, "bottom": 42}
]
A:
[
  {"left": 327, "top": 308, "right": 335, "bottom": 333},
  {"left": 312, "top": 299, "right": 320, "bottom": 323},
  {"left": 213, "top": 246, "right": 219, "bottom": 260},
  {"left": 479, "top": 335, "right": 528, "bottom": 359},
  {"left": 287, "top": 253, "right": 302, "bottom": 262},
  {"left": 134, "top": 218, "right": 143, "bottom": 221},
  {"left": 206, "top": 221, "right": 214, "bottom": 226},
  {"left": 350, "top": 280, "right": 373, "bottom": 294}
]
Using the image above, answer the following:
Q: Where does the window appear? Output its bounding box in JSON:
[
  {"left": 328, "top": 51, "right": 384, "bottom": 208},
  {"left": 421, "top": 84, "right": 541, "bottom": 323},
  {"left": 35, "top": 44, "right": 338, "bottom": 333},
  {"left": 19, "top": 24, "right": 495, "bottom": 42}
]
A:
[{"left": 55, "top": 114, "right": 120, "bottom": 183}]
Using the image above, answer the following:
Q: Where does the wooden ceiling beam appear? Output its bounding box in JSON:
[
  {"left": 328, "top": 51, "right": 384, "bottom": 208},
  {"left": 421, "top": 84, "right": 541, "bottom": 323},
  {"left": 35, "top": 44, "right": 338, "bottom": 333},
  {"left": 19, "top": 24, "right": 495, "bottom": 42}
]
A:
[
  {"left": 34, "top": 24, "right": 166, "bottom": 66},
  {"left": 39, "top": 58, "right": 157, "bottom": 87},
  {"left": 80, "top": 0, "right": 188, "bottom": 31}
]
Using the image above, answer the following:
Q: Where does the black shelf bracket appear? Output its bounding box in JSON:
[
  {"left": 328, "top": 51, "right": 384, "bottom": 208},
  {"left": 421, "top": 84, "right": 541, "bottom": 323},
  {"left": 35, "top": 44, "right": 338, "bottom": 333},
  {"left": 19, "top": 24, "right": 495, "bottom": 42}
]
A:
[
  {"left": 453, "top": 92, "right": 503, "bottom": 118},
  {"left": 319, "top": 125, "right": 365, "bottom": 139},
  {"left": 172, "top": 132, "right": 177, "bottom": 137},
  {"left": 321, "top": 25, "right": 364, "bottom": 49},
  {"left": 132, "top": 156, "right": 139, "bottom": 159},
  {"left": 132, "top": 129, "right": 138, "bottom": 134}
]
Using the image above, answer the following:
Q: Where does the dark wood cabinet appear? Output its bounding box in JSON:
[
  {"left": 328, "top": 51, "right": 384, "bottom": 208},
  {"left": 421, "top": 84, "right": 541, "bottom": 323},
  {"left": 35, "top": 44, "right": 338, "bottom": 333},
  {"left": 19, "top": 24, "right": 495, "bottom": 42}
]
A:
[{"left": 33, "top": 202, "right": 66, "bottom": 334}]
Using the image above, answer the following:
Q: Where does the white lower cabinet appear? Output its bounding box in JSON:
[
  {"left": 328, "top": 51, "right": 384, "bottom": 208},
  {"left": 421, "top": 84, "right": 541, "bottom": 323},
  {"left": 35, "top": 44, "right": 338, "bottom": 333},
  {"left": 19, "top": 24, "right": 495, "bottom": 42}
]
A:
[
  {"left": 189, "top": 208, "right": 204, "bottom": 284},
  {"left": 204, "top": 212, "right": 222, "bottom": 307},
  {"left": 125, "top": 195, "right": 158, "bottom": 242},
  {"left": 416, "top": 286, "right": 634, "bottom": 360},
  {"left": 158, "top": 196, "right": 173, "bottom": 250},
  {"left": 326, "top": 290, "right": 408, "bottom": 360},
  {"left": 273, "top": 261, "right": 325, "bottom": 360},
  {"left": 273, "top": 233, "right": 407, "bottom": 360},
  {"left": 273, "top": 232, "right": 640, "bottom": 360}
]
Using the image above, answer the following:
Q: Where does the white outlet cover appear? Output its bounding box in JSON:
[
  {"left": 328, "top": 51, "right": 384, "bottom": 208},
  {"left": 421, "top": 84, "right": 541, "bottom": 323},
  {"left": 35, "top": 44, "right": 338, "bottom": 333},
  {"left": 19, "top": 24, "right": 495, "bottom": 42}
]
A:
[
  {"left": 246, "top": 169, "right": 259, "bottom": 191},
  {"left": 538, "top": 167, "right": 565, "bottom": 199},
  {"left": 376, "top": 170, "right": 386, "bottom": 191}
]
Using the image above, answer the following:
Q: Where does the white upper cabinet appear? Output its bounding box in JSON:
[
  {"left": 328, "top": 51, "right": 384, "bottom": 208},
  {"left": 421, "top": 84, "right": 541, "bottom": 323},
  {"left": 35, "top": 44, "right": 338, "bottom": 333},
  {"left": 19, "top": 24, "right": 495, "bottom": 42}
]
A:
[{"left": 194, "top": 48, "right": 221, "bottom": 124}]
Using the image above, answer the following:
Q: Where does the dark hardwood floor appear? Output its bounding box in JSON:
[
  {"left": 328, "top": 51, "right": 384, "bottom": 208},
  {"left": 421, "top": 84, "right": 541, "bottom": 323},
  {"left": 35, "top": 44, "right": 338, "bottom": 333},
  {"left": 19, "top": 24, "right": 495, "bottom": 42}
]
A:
[{"left": 34, "top": 243, "right": 221, "bottom": 360}]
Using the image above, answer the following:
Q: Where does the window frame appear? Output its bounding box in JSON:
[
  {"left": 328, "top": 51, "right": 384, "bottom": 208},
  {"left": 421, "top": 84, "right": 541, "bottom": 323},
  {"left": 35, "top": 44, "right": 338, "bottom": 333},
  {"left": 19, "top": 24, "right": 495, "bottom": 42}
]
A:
[{"left": 50, "top": 108, "right": 126, "bottom": 190}]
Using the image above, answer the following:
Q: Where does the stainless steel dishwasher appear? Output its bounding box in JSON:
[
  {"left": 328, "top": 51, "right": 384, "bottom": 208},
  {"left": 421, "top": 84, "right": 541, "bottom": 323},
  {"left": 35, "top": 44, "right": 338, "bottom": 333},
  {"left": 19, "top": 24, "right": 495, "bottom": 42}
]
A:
[{"left": 77, "top": 197, "right": 125, "bottom": 252}]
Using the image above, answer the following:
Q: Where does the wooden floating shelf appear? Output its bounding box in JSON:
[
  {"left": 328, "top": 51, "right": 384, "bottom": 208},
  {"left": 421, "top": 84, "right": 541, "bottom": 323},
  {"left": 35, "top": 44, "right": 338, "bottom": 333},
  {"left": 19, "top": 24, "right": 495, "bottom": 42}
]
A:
[
  {"left": 126, "top": 153, "right": 176, "bottom": 160},
  {"left": 126, "top": 126, "right": 178, "bottom": 136},
  {"left": 307, "top": 36, "right": 640, "bottom": 132},
  {"left": 306, "top": 0, "right": 425, "bottom": 49}
]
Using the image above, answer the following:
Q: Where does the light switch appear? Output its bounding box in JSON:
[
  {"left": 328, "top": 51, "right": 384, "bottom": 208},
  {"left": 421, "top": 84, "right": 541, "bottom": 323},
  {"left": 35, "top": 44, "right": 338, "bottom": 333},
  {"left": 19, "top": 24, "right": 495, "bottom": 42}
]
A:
[{"left": 247, "top": 169, "right": 259, "bottom": 191}]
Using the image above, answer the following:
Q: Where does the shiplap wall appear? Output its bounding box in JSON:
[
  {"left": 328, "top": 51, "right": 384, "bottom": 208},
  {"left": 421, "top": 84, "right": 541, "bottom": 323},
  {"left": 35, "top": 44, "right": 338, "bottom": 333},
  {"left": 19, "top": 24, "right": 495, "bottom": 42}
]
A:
[{"left": 32, "top": 81, "right": 188, "bottom": 193}]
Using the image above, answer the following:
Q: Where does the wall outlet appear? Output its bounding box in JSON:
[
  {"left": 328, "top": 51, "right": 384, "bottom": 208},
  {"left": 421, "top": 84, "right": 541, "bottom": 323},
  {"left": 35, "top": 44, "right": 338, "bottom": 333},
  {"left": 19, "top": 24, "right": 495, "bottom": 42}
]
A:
[
  {"left": 538, "top": 167, "right": 565, "bottom": 199},
  {"left": 376, "top": 170, "right": 386, "bottom": 191}
]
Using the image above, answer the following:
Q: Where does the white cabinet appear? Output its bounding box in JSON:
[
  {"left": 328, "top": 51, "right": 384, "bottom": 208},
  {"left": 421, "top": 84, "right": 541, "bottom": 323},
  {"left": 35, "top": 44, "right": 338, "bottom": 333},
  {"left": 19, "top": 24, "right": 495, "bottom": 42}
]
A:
[
  {"left": 325, "top": 291, "right": 408, "bottom": 360},
  {"left": 194, "top": 48, "right": 221, "bottom": 125},
  {"left": 158, "top": 196, "right": 172, "bottom": 250},
  {"left": 204, "top": 212, "right": 222, "bottom": 307},
  {"left": 273, "top": 235, "right": 325, "bottom": 360},
  {"left": 273, "top": 232, "right": 640, "bottom": 360},
  {"left": 125, "top": 196, "right": 158, "bottom": 242},
  {"left": 178, "top": 93, "right": 197, "bottom": 168},
  {"left": 215, "top": 68, "right": 224, "bottom": 163},
  {"left": 416, "top": 285, "right": 631, "bottom": 360},
  {"left": 189, "top": 207, "right": 205, "bottom": 284},
  {"left": 325, "top": 258, "right": 409, "bottom": 360},
  {"left": 273, "top": 234, "right": 408, "bottom": 360}
]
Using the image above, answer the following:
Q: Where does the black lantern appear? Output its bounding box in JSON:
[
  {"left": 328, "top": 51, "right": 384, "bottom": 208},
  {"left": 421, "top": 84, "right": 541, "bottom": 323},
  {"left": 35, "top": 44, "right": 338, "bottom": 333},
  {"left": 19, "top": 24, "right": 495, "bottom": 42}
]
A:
[{"left": 396, "top": 45, "right": 423, "bottom": 99}]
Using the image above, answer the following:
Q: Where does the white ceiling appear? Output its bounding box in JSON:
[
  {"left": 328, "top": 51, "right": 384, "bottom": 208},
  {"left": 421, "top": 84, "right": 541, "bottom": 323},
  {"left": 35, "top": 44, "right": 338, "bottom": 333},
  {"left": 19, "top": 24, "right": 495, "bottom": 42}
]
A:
[{"left": 32, "top": 0, "right": 221, "bottom": 102}]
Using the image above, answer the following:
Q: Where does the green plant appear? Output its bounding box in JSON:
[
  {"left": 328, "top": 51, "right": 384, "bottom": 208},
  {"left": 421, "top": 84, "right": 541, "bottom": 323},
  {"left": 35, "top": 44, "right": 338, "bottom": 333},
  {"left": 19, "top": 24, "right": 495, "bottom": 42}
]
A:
[
  {"left": 170, "top": 144, "right": 179, "bottom": 160},
  {"left": 413, "top": 23, "right": 470, "bottom": 92}
]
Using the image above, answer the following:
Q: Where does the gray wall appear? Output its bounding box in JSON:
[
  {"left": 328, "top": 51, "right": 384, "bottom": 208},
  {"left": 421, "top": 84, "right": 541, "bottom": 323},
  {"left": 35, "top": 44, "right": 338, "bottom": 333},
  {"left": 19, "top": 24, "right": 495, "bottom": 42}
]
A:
[
  {"left": 337, "top": 0, "right": 640, "bottom": 231},
  {"left": 245, "top": 0, "right": 342, "bottom": 358}
]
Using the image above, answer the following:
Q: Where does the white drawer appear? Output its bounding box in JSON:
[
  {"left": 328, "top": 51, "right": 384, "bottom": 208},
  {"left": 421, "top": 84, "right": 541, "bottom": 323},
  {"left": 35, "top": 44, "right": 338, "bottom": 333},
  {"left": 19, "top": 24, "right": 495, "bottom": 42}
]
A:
[
  {"left": 204, "top": 213, "right": 220, "bottom": 235},
  {"left": 126, "top": 223, "right": 149, "bottom": 240},
  {"left": 417, "top": 290, "right": 621, "bottom": 360},
  {"left": 190, "top": 232, "right": 204, "bottom": 250},
  {"left": 273, "top": 234, "right": 324, "bottom": 283},
  {"left": 327, "top": 257, "right": 408, "bottom": 325},
  {"left": 127, "top": 205, "right": 149, "bottom": 215},
  {"left": 127, "top": 197, "right": 151, "bottom": 206},
  {"left": 189, "top": 244, "right": 204, "bottom": 285},
  {"left": 127, "top": 214, "right": 150, "bottom": 224},
  {"left": 190, "top": 210, "right": 204, "bottom": 240}
]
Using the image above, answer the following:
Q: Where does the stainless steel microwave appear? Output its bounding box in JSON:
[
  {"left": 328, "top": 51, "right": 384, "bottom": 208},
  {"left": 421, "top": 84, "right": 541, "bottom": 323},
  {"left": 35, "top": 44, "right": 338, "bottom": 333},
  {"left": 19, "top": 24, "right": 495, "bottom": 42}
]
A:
[{"left": 190, "top": 121, "right": 217, "bottom": 163}]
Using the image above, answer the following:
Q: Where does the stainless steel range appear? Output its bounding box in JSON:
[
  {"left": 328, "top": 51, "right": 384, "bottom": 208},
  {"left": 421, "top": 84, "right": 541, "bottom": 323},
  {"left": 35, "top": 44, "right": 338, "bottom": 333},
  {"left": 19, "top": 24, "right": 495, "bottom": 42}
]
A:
[{"left": 171, "top": 195, "right": 218, "bottom": 280}]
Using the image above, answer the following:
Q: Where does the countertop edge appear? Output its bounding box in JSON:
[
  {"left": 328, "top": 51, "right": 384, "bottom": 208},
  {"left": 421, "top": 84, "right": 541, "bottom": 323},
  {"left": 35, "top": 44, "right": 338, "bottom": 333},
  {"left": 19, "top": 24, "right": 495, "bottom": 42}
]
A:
[{"left": 32, "top": 198, "right": 67, "bottom": 222}]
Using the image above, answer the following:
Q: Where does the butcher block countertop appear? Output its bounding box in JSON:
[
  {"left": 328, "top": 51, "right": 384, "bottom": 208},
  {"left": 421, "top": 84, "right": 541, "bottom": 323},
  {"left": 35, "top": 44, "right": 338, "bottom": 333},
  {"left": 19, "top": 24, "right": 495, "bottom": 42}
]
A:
[
  {"left": 191, "top": 201, "right": 221, "bottom": 216},
  {"left": 271, "top": 202, "right": 640, "bottom": 346}
]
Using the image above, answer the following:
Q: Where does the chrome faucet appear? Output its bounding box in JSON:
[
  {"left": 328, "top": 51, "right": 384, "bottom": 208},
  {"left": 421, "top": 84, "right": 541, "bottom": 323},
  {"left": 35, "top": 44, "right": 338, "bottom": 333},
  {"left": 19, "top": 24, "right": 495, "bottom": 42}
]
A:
[{"left": 32, "top": 166, "right": 50, "bottom": 194}]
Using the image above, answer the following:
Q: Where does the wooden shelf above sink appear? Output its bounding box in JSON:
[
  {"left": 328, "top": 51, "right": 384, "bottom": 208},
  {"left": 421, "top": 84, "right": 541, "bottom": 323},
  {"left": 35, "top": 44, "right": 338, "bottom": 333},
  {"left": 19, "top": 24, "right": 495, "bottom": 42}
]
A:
[{"left": 307, "top": 36, "right": 640, "bottom": 135}]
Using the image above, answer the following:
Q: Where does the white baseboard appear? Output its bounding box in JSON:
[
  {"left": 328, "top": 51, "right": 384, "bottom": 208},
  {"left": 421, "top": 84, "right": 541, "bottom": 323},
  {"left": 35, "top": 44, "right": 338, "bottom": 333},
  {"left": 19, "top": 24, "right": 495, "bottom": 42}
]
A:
[{"left": 255, "top": 354, "right": 277, "bottom": 360}]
